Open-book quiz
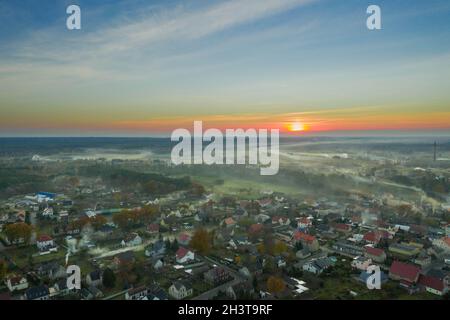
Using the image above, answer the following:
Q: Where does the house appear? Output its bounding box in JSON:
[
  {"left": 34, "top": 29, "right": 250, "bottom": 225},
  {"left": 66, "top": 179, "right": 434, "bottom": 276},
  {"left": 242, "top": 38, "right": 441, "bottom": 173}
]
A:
[
  {"left": 351, "top": 256, "right": 372, "bottom": 271},
  {"left": 302, "top": 257, "right": 334, "bottom": 275},
  {"left": 168, "top": 281, "right": 193, "bottom": 299},
  {"left": 389, "top": 261, "right": 421, "bottom": 286},
  {"left": 293, "top": 231, "right": 319, "bottom": 252},
  {"left": 432, "top": 237, "right": 450, "bottom": 253},
  {"left": 113, "top": 251, "right": 135, "bottom": 267},
  {"left": 296, "top": 247, "right": 311, "bottom": 259},
  {"left": 122, "top": 232, "right": 142, "bottom": 247},
  {"left": 178, "top": 233, "right": 191, "bottom": 246},
  {"left": 332, "top": 223, "right": 352, "bottom": 234},
  {"left": 36, "top": 261, "right": 66, "bottom": 279},
  {"left": 125, "top": 286, "right": 148, "bottom": 300},
  {"left": 151, "top": 258, "right": 164, "bottom": 271},
  {"left": 86, "top": 270, "right": 103, "bottom": 287},
  {"left": 223, "top": 217, "right": 236, "bottom": 228},
  {"left": 145, "top": 239, "right": 166, "bottom": 257},
  {"left": 297, "top": 217, "right": 312, "bottom": 229},
  {"left": 5, "top": 275, "right": 29, "bottom": 292},
  {"left": 418, "top": 274, "right": 449, "bottom": 296},
  {"left": 363, "top": 231, "right": 382, "bottom": 244},
  {"left": 143, "top": 284, "right": 169, "bottom": 300},
  {"left": 36, "top": 234, "right": 56, "bottom": 252},
  {"left": 364, "top": 246, "right": 387, "bottom": 263},
  {"left": 176, "top": 247, "right": 195, "bottom": 264},
  {"left": 147, "top": 223, "right": 160, "bottom": 234},
  {"left": 204, "top": 267, "right": 232, "bottom": 285},
  {"left": 389, "top": 242, "right": 422, "bottom": 257},
  {"left": 414, "top": 251, "right": 432, "bottom": 268},
  {"left": 272, "top": 216, "right": 290, "bottom": 226},
  {"left": 332, "top": 241, "right": 364, "bottom": 257},
  {"left": 41, "top": 207, "right": 54, "bottom": 218},
  {"left": 226, "top": 281, "right": 255, "bottom": 300},
  {"left": 25, "top": 285, "right": 50, "bottom": 300}
]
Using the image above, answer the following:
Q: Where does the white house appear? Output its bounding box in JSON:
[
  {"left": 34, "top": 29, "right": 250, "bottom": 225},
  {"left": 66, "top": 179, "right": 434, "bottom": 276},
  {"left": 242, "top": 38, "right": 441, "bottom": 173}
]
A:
[
  {"left": 432, "top": 237, "right": 450, "bottom": 253},
  {"left": 5, "top": 275, "right": 29, "bottom": 292},
  {"left": 36, "top": 235, "right": 56, "bottom": 252},
  {"left": 41, "top": 207, "right": 54, "bottom": 218},
  {"left": 122, "top": 233, "right": 143, "bottom": 247},
  {"left": 168, "top": 281, "right": 193, "bottom": 300},
  {"left": 176, "top": 247, "right": 195, "bottom": 264},
  {"left": 351, "top": 256, "right": 372, "bottom": 271}
]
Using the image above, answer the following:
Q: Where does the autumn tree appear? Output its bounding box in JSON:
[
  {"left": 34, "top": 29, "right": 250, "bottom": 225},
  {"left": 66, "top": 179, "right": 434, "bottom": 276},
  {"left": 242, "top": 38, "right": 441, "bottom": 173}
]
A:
[
  {"left": 273, "top": 241, "right": 288, "bottom": 255},
  {"left": 267, "top": 276, "right": 286, "bottom": 294},
  {"left": 4, "top": 222, "right": 33, "bottom": 244},
  {"left": 103, "top": 268, "right": 116, "bottom": 288},
  {"left": 90, "top": 215, "right": 107, "bottom": 230},
  {"left": 190, "top": 228, "right": 212, "bottom": 255}
]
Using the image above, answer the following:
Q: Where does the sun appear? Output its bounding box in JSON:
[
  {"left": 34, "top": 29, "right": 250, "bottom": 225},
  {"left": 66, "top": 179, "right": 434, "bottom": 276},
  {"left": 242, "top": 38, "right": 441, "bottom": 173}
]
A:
[{"left": 288, "top": 122, "right": 306, "bottom": 132}]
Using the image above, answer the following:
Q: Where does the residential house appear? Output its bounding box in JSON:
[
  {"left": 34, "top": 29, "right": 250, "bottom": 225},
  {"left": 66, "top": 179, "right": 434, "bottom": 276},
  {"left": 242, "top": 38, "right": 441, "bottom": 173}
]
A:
[
  {"left": 389, "top": 261, "right": 421, "bottom": 289},
  {"left": 297, "top": 217, "right": 312, "bottom": 229},
  {"left": 418, "top": 274, "right": 449, "bottom": 296},
  {"left": 364, "top": 246, "right": 387, "bottom": 263},
  {"left": 143, "top": 284, "right": 169, "bottom": 300},
  {"left": 248, "top": 223, "right": 264, "bottom": 236},
  {"left": 293, "top": 231, "right": 319, "bottom": 252},
  {"left": 302, "top": 257, "right": 334, "bottom": 275},
  {"left": 176, "top": 247, "right": 195, "bottom": 264},
  {"left": 36, "top": 261, "right": 66, "bottom": 280},
  {"left": 414, "top": 251, "right": 432, "bottom": 268},
  {"left": 351, "top": 256, "right": 372, "bottom": 271},
  {"left": 145, "top": 239, "right": 166, "bottom": 257},
  {"left": 25, "top": 285, "right": 50, "bottom": 300},
  {"left": 389, "top": 242, "right": 422, "bottom": 258},
  {"left": 36, "top": 234, "right": 56, "bottom": 252},
  {"left": 272, "top": 216, "right": 290, "bottom": 226},
  {"left": 54, "top": 278, "right": 71, "bottom": 296},
  {"left": 41, "top": 207, "right": 54, "bottom": 218},
  {"left": 5, "top": 275, "right": 29, "bottom": 292},
  {"left": 222, "top": 217, "right": 236, "bottom": 228},
  {"left": 432, "top": 237, "right": 450, "bottom": 253},
  {"left": 332, "top": 241, "right": 364, "bottom": 257},
  {"left": 122, "top": 232, "right": 142, "bottom": 247},
  {"left": 168, "top": 281, "right": 193, "bottom": 300},
  {"left": 204, "top": 267, "right": 232, "bottom": 286},
  {"left": 332, "top": 223, "right": 352, "bottom": 234},
  {"left": 125, "top": 286, "right": 148, "bottom": 300}
]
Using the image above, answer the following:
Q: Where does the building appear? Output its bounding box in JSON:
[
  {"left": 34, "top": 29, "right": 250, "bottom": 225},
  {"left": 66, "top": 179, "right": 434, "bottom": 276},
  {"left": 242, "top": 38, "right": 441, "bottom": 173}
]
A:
[
  {"left": 389, "top": 242, "right": 422, "bottom": 257},
  {"left": 5, "top": 275, "right": 29, "bottom": 292},
  {"left": 176, "top": 247, "right": 195, "bottom": 264},
  {"left": 122, "top": 232, "right": 142, "bottom": 247},
  {"left": 351, "top": 256, "right": 372, "bottom": 271},
  {"left": 432, "top": 237, "right": 450, "bottom": 253},
  {"left": 36, "top": 235, "right": 56, "bottom": 252},
  {"left": 125, "top": 286, "right": 148, "bottom": 300},
  {"left": 204, "top": 267, "right": 232, "bottom": 285},
  {"left": 332, "top": 223, "right": 352, "bottom": 234},
  {"left": 302, "top": 257, "right": 334, "bottom": 275},
  {"left": 389, "top": 261, "right": 421, "bottom": 287},
  {"left": 168, "top": 281, "right": 193, "bottom": 300},
  {"left": 332, "top": 241, "right": 364, "bottom": 257},
  {"left": 418, "top": 274, "right": 449, "bottom": 296},
  {"left": 293, "top": 231, "right": 319, "bottom": 252},
  {"left": 364, "top": 246, "right": 387, "bottom": 263},
  {"left": 86, "top": 270, "right": 103, "bottom": 287},
  {"left": 25, "top": 285, "right": 50, "bottom": 300}
]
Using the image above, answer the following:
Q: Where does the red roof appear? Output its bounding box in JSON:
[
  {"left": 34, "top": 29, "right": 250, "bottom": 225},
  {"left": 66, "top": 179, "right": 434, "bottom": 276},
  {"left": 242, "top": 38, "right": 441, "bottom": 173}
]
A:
[
  {"left": 389, "top": 261, "right": 421, "bottom": 283},
  {"left": 37, "top": 235, "right": 53, "bottom": 242},
  {"left": 364, "top": 246, "right": 385, "bottom": 257},
  {"left": 176, "top": 247, "right": 191, "bottom": 259},
  {"left": 334, "top": 223, "right": 351, "bottom": 232},
  {"left": 418, "top": 274, "right": 444, "bottom": 292},
  {"left": 363, "top": 231, "right": 382, "bottom": 243},
  {"left": 293, "top": 231, "right": 316, "bottom": 244}
]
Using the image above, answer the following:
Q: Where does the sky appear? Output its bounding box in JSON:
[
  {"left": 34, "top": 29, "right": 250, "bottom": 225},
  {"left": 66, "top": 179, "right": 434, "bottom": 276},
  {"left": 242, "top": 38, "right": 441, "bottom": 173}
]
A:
[{"left": 0, "top": 0, "right": 449, "bottom": 136}]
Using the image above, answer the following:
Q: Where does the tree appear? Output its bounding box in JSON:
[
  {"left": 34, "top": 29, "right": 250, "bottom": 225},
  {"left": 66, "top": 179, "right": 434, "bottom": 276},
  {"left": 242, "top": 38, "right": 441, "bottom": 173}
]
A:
[
  {"left": 273, "top": 241, "right": 288, "bottom": 255},
  {"left": 4, "top": 222, "right": 33, "bottom": 244},
  {"left": 257, "top": 243, "right": 266, "bottom": 254},
  {"left": 267, "top": 276, "right": 285, "bottom": 294},
  {"left": 90, "top": 215, "right": 107, "bottom": 230},
  {"left": 113, "top": 210, "right": 132, "bottom": 229},
  {"left": 103, "top": 268, "right": 116, "bottom": 288},
  {"left": 190, "top": 228, "right": 212, "bottom": 255}
]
